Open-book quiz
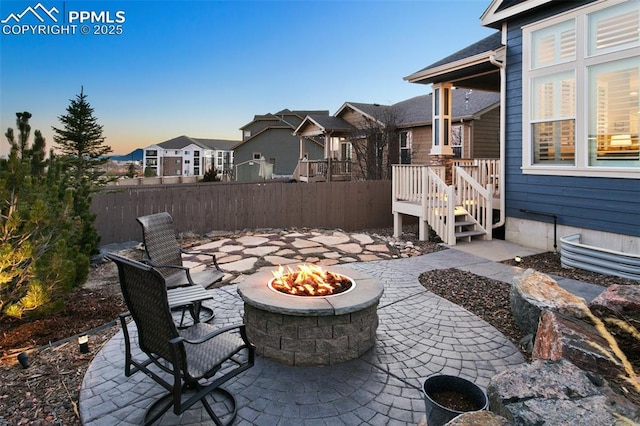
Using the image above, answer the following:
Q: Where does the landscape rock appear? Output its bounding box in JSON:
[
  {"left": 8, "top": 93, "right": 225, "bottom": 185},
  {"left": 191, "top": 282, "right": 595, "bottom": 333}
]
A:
[
  {"left": 487, "top": 359, "right": 640, "bottom": 425},
  {"left": 590, "top": 284, "right": 640, "bottom": 318},
  {"left": 532, "top": 310, "right": 626, "bottom": 378},
  {"left": 589, "top": 284, "right": 640, "bottom": 366},
  {"left": 510, "top": 269, "right": 588, "bottom": 335},
  {"left": 444, "top": 410, "right": 509, "bottom": 425}
]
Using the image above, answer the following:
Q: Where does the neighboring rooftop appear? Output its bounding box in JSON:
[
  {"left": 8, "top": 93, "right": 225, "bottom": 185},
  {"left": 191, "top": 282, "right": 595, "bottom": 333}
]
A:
[
  {"left": 338, "top": 89, "right": 499, "bottom": 128},
  {"left": 155, "top": 135, "right": 240, "bottom": 151}
]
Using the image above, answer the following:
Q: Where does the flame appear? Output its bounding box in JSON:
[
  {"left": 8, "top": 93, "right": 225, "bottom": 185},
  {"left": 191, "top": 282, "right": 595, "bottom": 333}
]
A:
[{"left": 271, "top": 264, "right": 351, "bottom": 296}]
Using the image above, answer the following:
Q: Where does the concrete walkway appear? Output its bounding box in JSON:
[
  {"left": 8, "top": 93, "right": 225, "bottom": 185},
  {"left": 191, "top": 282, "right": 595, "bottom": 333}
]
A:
[{"left": 79, "top": 236, "right": 599, "bottom": 425}]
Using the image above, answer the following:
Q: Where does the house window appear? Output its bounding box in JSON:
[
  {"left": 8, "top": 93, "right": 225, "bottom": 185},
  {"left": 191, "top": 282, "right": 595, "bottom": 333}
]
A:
[
  {"left": 174, "top": 150, "right": 180, "bottom": 155},
  {"left": 340, "top": 140, "right": 352, "bottom": 161},
  {"left": 244, "top": 130, "right": 251, "bottom": 139},
  {"left": 399, "top": 131, "right": 412, "bottom": 164},
  {"left": 145, "top": 150, "right": 157, "bottom": 156},
  {"left": 185, "top": 160, "right": 190, "bottom": 164},
  {"left": 451, "top": 125, "right": 463, "bottom": 158},
  {"left": 523, "top": 0, "right": 639, "bottom": 177},
  {"left": 194, "top": 167, "right": 200, "bottom": 175},
  {"left": 531, "top": 71, "right": 576, "bottom": 164},
  {"left": 194, "top": 151, "right": 200, "bottom": 157},
  {"left": 253, "top": 152, "right": 261, "bottom": 160}
]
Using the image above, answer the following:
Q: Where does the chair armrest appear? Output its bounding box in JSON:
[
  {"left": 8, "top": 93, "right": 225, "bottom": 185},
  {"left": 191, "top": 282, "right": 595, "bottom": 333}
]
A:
[
  {"left": 169, "top": 323, "right": 250, "bottom": 346},
  {"left": 180, "top": 249, "right": 222, "bottom": 271},
  {"left": 118, "top": 311, "right": 131, "bottom": 326},
  {"left": 142, "top": 261, "right": 197, "bottom": 287}
]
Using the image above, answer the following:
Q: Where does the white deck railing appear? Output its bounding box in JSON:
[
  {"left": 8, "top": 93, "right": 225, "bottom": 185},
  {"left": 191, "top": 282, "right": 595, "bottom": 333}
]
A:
[
  {"left": 455, "top": 167, "right": 493, "bottom": 241},
  {"left": 392, "top": 161, "right": 498, "bottom": 245},
  {"left": 392, "top": 165, "right": 425, "bottom": 203},
  {"left": 424, "top": 168, "right": 456, "bottom": 244},
  {"left": 455, "top": 158, "right": 500, "bottom": 197}
]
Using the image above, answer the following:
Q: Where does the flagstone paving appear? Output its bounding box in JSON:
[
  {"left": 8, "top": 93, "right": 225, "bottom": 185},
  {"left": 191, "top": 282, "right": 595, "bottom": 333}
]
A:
[{"left": 80, "top": 231, "right": 540, "bottom": 425}]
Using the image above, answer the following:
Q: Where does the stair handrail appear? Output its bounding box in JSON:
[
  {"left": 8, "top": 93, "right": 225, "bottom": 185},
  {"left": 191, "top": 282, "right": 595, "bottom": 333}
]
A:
[
  {"left": 425, "top": 168, "right": 456, "bottom": 245},
  {"left": 455, "top": 166, "right": 493, "bottom": 241}
]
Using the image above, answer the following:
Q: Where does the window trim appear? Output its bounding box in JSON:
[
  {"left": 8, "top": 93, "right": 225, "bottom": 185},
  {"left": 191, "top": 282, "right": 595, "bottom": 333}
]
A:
[
  {"left": 521, "top": 0, "right": 639, "bottom": 179},
  {"left": 399, "top": 131, "right": 412, "bottom": 164}
]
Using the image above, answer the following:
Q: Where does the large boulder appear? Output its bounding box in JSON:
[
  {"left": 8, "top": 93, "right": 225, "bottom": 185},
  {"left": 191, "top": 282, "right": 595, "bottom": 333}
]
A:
[
  {"left": 590, "top": 284, "right": 640, "bottom": 318},
  {"left": 487, "top": 359, "right": 640, "bottom": 425},
  {"left": 589, "top": 284, "right": 640, "bottom": 367},
  {"left": 510, "top": 269, "right": 588, "bottom": 335},
  {"left": 533, "top": 310, "right": 627, "bottom": 378}
]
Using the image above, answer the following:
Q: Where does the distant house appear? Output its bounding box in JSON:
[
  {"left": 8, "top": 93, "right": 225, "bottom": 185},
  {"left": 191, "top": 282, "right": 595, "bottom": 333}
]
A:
[
  {"left": 143, "top": 135, "right": 239, "bottom": 178},
  {"left": 397, "top": 0, "right": 639, "bottom": 253},
  {"left": 292, "top": 90, "right": 500, "bottom": 181},
  {"left": 339, "top": 90, "right": 500, "bottom": 163},
  {"left": 234, "top": 109, "right": 327, "bottom": 181}
]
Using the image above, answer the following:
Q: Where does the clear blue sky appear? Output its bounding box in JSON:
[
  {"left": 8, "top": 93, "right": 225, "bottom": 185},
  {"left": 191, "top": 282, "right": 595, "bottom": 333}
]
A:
[{"left": 1, "top": 0, "right": 495, "bottom": 155}]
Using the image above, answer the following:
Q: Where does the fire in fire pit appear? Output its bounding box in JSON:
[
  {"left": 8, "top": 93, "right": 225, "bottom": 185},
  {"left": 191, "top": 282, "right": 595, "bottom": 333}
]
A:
[{"left": 269, "top": 264, "right": 353, "bottom": 297}]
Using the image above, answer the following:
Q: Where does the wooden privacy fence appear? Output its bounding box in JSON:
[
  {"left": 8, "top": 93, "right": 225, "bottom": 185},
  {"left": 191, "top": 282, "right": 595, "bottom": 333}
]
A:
[{"left": 91, "top": 180, "right": 393, "bottom": 245}]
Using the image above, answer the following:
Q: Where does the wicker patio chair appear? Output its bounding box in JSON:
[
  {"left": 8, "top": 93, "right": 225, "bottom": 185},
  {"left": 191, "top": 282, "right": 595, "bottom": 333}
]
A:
[
  {"left": 107, "top": 253, "right": 255, "bottom": 425},
  {"left": 137, "top": 212, "right": 223, "bottom": 325}
]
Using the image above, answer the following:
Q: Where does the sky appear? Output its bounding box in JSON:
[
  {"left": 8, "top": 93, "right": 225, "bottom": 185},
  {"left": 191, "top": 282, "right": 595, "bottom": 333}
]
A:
[{"left": 0, "top": 0, "right": 496, "bottom": 156}]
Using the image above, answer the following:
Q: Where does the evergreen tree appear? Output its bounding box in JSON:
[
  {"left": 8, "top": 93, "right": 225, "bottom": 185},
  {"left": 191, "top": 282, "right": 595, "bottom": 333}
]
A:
[
  {"left": 52, "top": 88, "right": 113, "bottom": 186},
  {"left": 126, "top": 163, "right": 136, "bottom": 178},
  {"left": 1, "top": 113, "right": 88, "bottom": 318},
  {"left": 144, "top": 166, "right": 157, "bottom": 177},
  {"left": 52, "top": 88, "right": 113, "bottom": 255}
]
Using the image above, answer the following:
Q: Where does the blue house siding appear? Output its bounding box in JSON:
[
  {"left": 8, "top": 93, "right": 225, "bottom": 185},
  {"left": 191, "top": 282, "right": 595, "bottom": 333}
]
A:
[{"left": 503, "top": 1, "right": 640, "bottom": 238}]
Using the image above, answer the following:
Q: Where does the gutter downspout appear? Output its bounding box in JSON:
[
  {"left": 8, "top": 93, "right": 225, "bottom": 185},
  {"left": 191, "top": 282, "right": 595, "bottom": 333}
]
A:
[{"left": 489, "top": 24, "right": 507, "bottom": 228}]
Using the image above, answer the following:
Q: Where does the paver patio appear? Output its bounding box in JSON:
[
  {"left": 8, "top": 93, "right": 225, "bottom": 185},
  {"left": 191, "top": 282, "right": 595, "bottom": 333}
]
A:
[{"left": 79, "top": 247, "right": 530, "bottom": 425}]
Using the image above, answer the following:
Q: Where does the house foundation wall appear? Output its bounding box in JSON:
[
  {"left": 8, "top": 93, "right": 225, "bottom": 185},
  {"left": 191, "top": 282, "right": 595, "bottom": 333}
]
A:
[{"left": 505, "top": 217, "right": 640, "bottom": 254}]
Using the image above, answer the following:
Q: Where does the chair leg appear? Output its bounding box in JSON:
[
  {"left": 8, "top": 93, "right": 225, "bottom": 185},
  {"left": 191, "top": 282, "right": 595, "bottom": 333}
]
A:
[
  {"left": 144, "top": 387, "right": 237, "bottom": 426},
  {"left": 199, "top": 387, "right": 237, "bottom": 426},
  {"left": 143, "top": 392, "right": 173, "bottom": 426},
  {"left": 192, "top": 302, "right": 215, "bottom": 323},
  {"left": 172, "top": 304, "right": 215, "bottom": 329}
]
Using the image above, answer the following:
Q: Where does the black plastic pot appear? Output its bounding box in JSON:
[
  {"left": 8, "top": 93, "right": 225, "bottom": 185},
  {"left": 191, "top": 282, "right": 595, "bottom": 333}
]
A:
[{"left": 422, "top": 374, "right": 488, "bottom": 426}]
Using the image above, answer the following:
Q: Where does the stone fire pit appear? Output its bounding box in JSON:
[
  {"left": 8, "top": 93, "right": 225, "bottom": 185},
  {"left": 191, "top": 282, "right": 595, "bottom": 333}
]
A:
[{"left": 237, "top": 265, "right": 384, "bottom": 366}]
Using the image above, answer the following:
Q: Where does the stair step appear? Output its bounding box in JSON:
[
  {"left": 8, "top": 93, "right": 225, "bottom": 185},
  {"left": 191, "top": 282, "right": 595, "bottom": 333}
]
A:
[
  {"left": 454, "top": 206, "right": 467, "bottom": 216},
  {"left": 455, "top": 230, "right": 486, "bottom": 238},
  {"left": 455, "top": 220, "right": 476, "bottom": 227}
]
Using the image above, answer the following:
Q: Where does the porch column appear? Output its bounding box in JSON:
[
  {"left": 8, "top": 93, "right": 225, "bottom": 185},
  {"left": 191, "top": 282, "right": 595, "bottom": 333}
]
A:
[
  {"left": 324, "top": 133, "right": 331, "bottom": 159},
  {"left": 299, "top": 137, "right": 304, "bottom": 159},
  {"left": 430, "top": 82, "right": 454, "bottom": 184},
  {"left": 430, "top": 82, "right": 454, "bottom": 157}
]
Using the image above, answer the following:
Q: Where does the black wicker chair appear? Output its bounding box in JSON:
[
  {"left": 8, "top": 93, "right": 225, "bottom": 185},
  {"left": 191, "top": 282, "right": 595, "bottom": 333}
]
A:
[
  {"left": 107, "top": 253, "right": 255, "bottom": 425},
  {"left": 137, "top": 212, "right": 224, "bottom": 325}
]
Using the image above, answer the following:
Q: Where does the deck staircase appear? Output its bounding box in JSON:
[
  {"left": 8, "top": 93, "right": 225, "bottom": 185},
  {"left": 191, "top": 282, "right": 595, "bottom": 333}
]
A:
[
  {"left": 392, "top": 161, "right": 499, "bottom": 246},
  {"left": 453, "top": 206, "right": 486, "bottom": 242}
]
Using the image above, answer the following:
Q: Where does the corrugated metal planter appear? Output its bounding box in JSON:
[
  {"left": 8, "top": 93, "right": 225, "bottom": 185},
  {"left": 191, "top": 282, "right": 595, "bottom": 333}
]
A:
[{"left": 560, "top": 233, "right": 640, "bottom": 281}]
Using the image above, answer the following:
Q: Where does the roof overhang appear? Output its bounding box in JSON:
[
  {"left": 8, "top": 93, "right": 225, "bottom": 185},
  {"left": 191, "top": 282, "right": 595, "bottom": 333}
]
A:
[
  {"left": 294, "top": 117, "right": 326, "bottom": 137},
  {"left": 481, "top": 0, "right": 554, "bottom": 28},
  {"left": 404, "top": 46, "right": 504, "bottom": 91},
  {"left": 334, "top": 102, "right": 386, "bottom": 126},
  {"left": 293, "top": 115, "right": 354, "bottom": 138}
]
